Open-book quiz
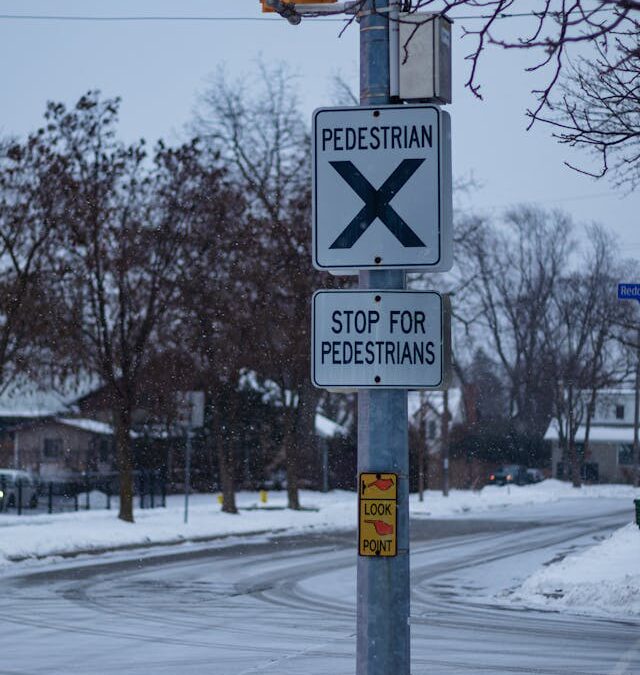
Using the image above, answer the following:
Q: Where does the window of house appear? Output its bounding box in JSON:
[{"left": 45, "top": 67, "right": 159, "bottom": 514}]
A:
[
  {"left": 99, "top": 437, "right": 112, "bottom": 463},
  {"left": 428, "top": 420, "right": 437, "bottom": 440},
  {"left": 618, "top": 444, "right": 634, "bottom": 465},
  {"left": 615, "top": 405, "right": 625, "bottom": 420},
  {"left": 43, "top": 438, "right": 63, "bottom": 458}
]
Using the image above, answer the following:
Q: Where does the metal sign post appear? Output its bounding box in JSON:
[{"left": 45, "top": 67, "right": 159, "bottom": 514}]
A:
[
  {"left": 269, "top": 2, "right": 452, "bottom": 673},
  {"left": 357, "top": 3, "right": 410, "bottom": 673},
  {"left": 618, "top": 284, "right": 640, "bottom": 487},
  {"left": 176, "top": 391, "right": 205, "bottom": 524}
]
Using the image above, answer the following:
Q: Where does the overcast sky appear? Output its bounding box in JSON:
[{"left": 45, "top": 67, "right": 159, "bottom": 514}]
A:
[{"left": 1, "top": 0, "right": 638, "bottom": 264}]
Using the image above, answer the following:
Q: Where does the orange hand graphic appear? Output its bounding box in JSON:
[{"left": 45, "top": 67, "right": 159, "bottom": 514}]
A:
[
  {"left": 366, "top": 477, "right": 394, "bottom": 491},
  {"left": 364, "top": 519, "right": 394, "bottom": 536}
]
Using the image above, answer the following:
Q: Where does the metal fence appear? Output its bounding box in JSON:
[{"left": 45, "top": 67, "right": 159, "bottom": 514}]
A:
[{"left": 0, "top": 470, "right": 167, "bottom": 515}]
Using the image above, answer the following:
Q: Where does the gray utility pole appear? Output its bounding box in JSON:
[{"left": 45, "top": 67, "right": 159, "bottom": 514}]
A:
[
  {"left": 634, "top": 327, "right": 640, "bottom": 488},
  {"left": 357, "top": 2, "right": 410, "bottom": 674}
]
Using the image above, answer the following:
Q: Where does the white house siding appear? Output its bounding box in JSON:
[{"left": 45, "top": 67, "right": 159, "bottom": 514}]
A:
[
  {"left": 15, "top": 423, "right": 110, "bottom": 479},
  {"left": 547, "top": 425, "right": 636, "bottom": 484}
]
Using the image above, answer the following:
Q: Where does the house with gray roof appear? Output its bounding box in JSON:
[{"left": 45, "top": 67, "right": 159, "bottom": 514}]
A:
[{"left": 544, "top": 389, "right": 639, "bottom": 483}]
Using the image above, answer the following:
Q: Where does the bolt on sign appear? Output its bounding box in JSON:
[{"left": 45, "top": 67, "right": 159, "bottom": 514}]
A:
[
  {"left": 359, "top": 473, "right": 397, "bottom": 557},
  {"left": 312, "top": 105, "right": 452, "bottom": 273},
  {"left": 312, "top": 289, "right": 449, "bottom": 390}
]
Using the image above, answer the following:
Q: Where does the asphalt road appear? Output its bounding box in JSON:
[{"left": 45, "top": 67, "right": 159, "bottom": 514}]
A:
[{"left": 0, "top": 500, "right": 637, "bottom": 675}]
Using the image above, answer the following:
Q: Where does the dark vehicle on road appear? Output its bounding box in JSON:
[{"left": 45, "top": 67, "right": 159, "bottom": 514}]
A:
[
  {"left": 488, "top": 465, "right": 528, "bottom": 486},
  {"left": 526, "top": 468, "right": 545, "bottom": 484}
]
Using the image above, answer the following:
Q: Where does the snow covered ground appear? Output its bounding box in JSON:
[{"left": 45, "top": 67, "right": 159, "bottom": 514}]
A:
[
  {"left": 0, "top": 480, "right": 636, "bottom": 566},
  {"left": 512, "top": 521, "right": 640, "bottom": 618},
  {"left": 1, "top": 480, "right": 639, "bottom": 620}
]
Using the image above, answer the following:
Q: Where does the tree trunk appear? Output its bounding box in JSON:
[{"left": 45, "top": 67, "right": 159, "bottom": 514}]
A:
[
  {"left": 582, "top": 387, "right": 597, "bottom": 468},
  {"left": 567, "top": 438, "right": 582, "bottom": 488},
  {"left": 285, "top": 382, "right": 319, "bottom": 510},
  {"left": 114, "top": 405, "right": 134, "bottom": 523},
  {"left": 218, "top": 440, "right": 237, "bottom": 514},
  {"left": 286, "top": 455, "right": 300, "bottom": 509},
  {"left": 567, "top": 383, "right": 582, "bottom": 488},
  {"left": 213, "top": 393, "right": 237, "bottom": 514},
  {"left": 284, "top": 404, "right": 301, "bottom": 510}
]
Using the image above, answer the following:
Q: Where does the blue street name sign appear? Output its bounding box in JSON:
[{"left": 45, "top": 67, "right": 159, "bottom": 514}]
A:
[{"left": 618, "top": 283, "right": 640, "bottom": 302}]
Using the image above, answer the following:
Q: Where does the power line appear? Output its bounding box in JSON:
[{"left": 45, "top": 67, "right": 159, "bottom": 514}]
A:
[
  {"left": 0, "top": 7, "right": 618, "bottom": 23},
  {"left": 455, "top": 189, "right": 633, "bottom": 214},
  {"left": 0, "top": 14, "right": 322, "bottom": 22}
]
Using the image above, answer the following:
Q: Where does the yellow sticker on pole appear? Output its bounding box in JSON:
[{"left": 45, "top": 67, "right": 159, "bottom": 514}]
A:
[{"left": 359, "top": 472, "right": 397, "bottom": 557}]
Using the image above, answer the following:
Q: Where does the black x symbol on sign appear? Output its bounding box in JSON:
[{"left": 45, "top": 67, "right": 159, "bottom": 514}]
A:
[{"left": 329, "top": 159, "right": 426, "bottom": 249}]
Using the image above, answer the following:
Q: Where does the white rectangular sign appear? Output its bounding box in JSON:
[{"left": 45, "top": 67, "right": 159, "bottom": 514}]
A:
[
  {"left": 176, "top": 391, "right": 205, "bottom": 429},
  {"left": 312, "top": 105, "right": 452, "bottom": 273},
  {"left": 312, "top": 290, "right": 446, "bottom": 389}
]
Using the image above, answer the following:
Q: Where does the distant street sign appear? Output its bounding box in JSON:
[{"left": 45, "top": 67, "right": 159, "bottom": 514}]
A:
[
  {"left": 312, "top": 290, "right": 448, "bottom": 389},
  {"left": 359, "top": 472, "right": 397, "bottom": 557},
  {"left": 618, "top": 283, "right": 640, "bottom": 303},
  {"left": 176, "top": 391, "right": 205, "bottom": 429},
  {"left": 312, "top": 105, "right": 452, "bottom": 272}
]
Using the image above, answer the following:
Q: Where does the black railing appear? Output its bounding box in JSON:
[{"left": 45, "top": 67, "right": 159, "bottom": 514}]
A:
[{"left": 0, "top": 470, "right": 167, "bottom": 516}]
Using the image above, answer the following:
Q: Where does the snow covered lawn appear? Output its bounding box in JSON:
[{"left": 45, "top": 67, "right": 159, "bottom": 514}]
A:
[
  {"left": 0, "top": 480, "right": 637, "bottom": 574},
  {"left": 412, "top": 479, "right": 639, "bottom": 517},
  {"left": 512, "top": 522, "right": 640, "bottom": 618}
]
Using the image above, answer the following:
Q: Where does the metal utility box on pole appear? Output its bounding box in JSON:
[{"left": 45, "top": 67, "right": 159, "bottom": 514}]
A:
[{"left": 398, "top": 14, "right": 453, "bottom": 103}]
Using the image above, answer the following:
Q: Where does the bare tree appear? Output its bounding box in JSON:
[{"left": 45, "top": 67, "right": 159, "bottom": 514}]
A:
[
  {"left": 276, "top": 1, "right": 640, "bottom": 182},
  {"left": 539, "top": 34, "right": 640, "bottom": 187},
  {"left": 461, "top": 206, "right": 572, "bottom": 443},
  {"left": 544, "top": 226, "right": 629, "bottom": 486},
  {"left": 193, "top": 63, "right": 340, "bottom": 509},
  {"left": 0, "top": 135, "right": 64, "bottom": 394},
  {"left": 175, "top": 144, "right": 251, "bottom": 514},
  {"left": 48, "top": 93, "right": 192, "bottom": 522},
  {"left": 279, "top": 1, "right": 639, "bottom": 111}
]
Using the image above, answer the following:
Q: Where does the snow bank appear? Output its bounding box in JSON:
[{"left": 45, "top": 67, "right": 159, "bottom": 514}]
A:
[
  {"left": 0, "top": 481, "right": 636, "bottom": 569},
  {"left": 513, "top": 523, "right": 640, "bottom": 618},
  {"left": 412, "top": 479, "right": 638, "bottom": 517}
]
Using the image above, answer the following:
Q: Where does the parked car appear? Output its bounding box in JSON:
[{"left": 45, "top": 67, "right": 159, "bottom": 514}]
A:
[
  {"left": 0, "top": 469, "right": 39, "bottom": 510},
  {"left": 488, "top": 465, "right": 528, "bottom": 486},
  {"left": 526, "top": 468, "right": 545, "bottom": 484}
]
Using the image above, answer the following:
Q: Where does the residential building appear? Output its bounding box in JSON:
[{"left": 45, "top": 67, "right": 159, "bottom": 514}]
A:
[
  {"left": 545, "top": 389, "right": 639, "bottom": 483},
  {"left": 12, "top": 417, "right": 116, "bottom": 480}
]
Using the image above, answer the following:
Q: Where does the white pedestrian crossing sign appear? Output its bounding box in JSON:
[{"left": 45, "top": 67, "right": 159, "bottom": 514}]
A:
[{"left": 312, "top": 105, "right": 452, "bottom": 273}]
